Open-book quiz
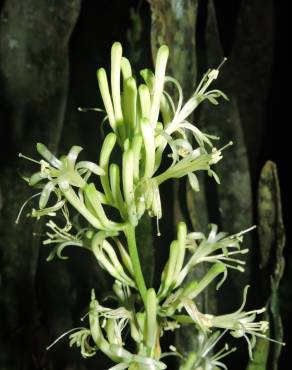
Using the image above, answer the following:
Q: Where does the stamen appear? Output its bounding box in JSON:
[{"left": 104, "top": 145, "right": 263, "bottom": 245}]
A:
[
  {"left": 46, "top": 327, "right": 84, "bottom": 350},
  {"left": 156, "top": 217, "right": 161, "bottom": 237},
  {"left": 202, "top": 329, "right": 228, "bottom": 357},
  {"left": 15, "top": 192, "right": 41, "bottom": 224},
  {"left": 217, "top": 57, "right": 228, "bottom": 71},
  {"left": 233, "top": 225, "right": 257, "bottom": 238},
  {"left": 77, "top": 107, "right": 104, "bottom": 113},
  {"left": 80, "top": 312, "right": 89, "bottom": 321},
  {"left": 18, "top": 153, "right": 41, "bottom": 164},
  {"left": 213, "top": 346, "right": 236, "bottom": 362},
  {"left": 218, "top": 141, "right": 233, "bottom": 152}
]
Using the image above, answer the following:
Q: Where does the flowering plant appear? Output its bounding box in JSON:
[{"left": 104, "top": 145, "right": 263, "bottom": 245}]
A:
[{"left": 18, "top": 42, "right": 280, "bottom": 369}]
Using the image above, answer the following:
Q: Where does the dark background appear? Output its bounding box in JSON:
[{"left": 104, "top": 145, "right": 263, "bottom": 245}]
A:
[{"left": 0, "top": 0, "right": 289, "bottom": 369}]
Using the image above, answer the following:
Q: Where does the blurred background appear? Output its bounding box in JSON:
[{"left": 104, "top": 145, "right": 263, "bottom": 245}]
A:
[{"left": 0, "top": 0, "right": 289, "bottom": 369}]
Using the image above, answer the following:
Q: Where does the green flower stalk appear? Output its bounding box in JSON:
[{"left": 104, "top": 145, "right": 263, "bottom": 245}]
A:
[{"left": 18, "top": 42, "right": 284, "bottom": 370}]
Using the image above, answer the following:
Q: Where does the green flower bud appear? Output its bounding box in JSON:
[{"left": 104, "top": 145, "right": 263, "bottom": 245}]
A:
[
  {"left": 121, "top": 56, "right": 132, "bottom": 81},
  {"left": 123, "top": 77, "right": 138, "bottom": 137},
  {"left": 138, "top": 84, "right": 151, "bottom": 120},
  {"left": 141, "top": 118, "right": 155, "bottom": 179},
  {"left": 99, "top": 132, "right": 117, "bottom": 204},
  {"left": 109, "top": 163, "right": 127, "bottom": 220},
  {"left": 145, "top": 288, "right": 158, "bottom": 356},
  {"left": 131, "top": 135, "right": 142, "bottom": 182},
  {"left": 122, "top": 149, "right": 137, "bottom": 225},
  {"left": 97, "top": 68, "right": 116, "bottom": 132},
  {"left": 111, "top": 42, "right": 123, "bottom": 123},
  {"left": 149, "top": 45, "right": 169, "bottom": 128}
]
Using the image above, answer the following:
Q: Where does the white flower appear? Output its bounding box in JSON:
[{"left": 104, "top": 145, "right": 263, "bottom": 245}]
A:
[{"left": 181, "top": 286, "right": 271, "bottom": 360}]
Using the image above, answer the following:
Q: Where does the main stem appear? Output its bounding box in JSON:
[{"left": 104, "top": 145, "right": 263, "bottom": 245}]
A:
[{"left": 125, "top": 224, "right": 147, "bottom": 305}]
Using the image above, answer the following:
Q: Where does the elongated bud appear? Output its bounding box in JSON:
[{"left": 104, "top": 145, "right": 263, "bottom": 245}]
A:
[
  {"left": 174, "top": 222, "right": 187, "bottom": 280},
  {"left": 113, "top": 280, "right": 125, "bottom": 302},
  {"left": 131, "top": 135, "right": 142, "bottom": 182},
  {"left": 102, "top": 240, "right": 135, "bottom": 286},
  {"left": 124, "top": 138, "right": 130, "bottom": 152},
  {"left": 89, "top": 293, "right": 119, "bottom": 362},
  {"left": 89, "top": 296, "right": 103, "bottom": 345},
  {"left": 145, "top": 288, "right": 157, "bottom": 355},
  {"left": 84, "top": 183, "right": 122, "bottom": 231},
  {"left": 115, "top": 239, "right": 134, "bottom": 276},
  {"left": 99, "top": 133, "right": 116, "bottom": 204},
  {"left": 140, "top": 68, "right": 154, "bottom": 90},
  {"left": 92, "top": 237, "right": 133, "bottom": 286},
  {"left": 130, "top": 317, "right": 142, "bottom": 343},
  {"left": 122, "top": 149, "right": 137, "bottom": 225},
  {"left": 111, "top": 42, "right": 123, "bottom": 123},
  {"left": 160, "top": 94, "right": 172, "bottom": 126},
  {"left": 158, "top": 241, "right": 179, "bottom": 299},
  {"left": 123, "top": 77, "right": 137, "bottom": 137},
  {"left": 109, "top": 163, "right": 127, "bottom": 219},
  {"left": 141, "top": 117, "right": 155, "bottom": 178},
  {"left": 62, "top": 187, "right": 103, "bottom": 229},
  {"left": 121, "top": 57, "right": 132, "bottom": 81},
  {"left": 136, "top": 312, "right": 145, "bottom": 334},
  {"left": 105, "top": 318, "right": 118, "bottom": 345},
  {"left": 122, "top": 149, "right": 134, "bottom": 206},
  {"left": 150, "top": 45, "right": 169, "bottom": 127},
  {"left": 97, "top": 68, "right": 116, "bottom": 132},
  {"left": 139, "top": 84, "right": 151, "bottom": 119}
]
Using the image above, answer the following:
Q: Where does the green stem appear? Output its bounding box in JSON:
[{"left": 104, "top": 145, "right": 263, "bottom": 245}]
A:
[{"left": 125, "top": 224, "right": 147, "bottom": 305}]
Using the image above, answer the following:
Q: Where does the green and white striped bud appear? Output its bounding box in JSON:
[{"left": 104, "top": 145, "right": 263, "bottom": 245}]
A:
[
  {"left": 89, "top": 291, "right": 117, "bottom": 361},
  {"left": 123, "top": 77, "right": 138, "bottom": 137},
  {"left": 141, "top": 118, "right": 155, "bottom": 179},
  {"left": 84, "top": 183, "right": 123, "bottom": 231},
  {"left": 111, "top": 42, "right": 123, "bottom": 123},
  {"left": 121, "top": 56, "right": 132, "bottom": 81},
  {"left": 97, "top": 68, "right": 116, "bottom": 132},
  {"left": 99, "top": 132, "right": 116, "bottom": 204},
  {"left": 149, "top": 45, "right": 169, "bottom": 128},
  {"left": 173, "top": 222, "right": 187, "bottom": 283},
  {"left": 131, "top": 135, "right": 142, "bottom": 182},
  {"left": 109, "top": 163, "right": 127, "bottom": 220},
  {"left": 145, "top": 288, "right": 158, "bottom": 356},
  {"left": 138, "top": 84, "right": 151, "bottom": 120},
  {"left": 158, "top": 241, "right": 179, "bottom": 299},
  {"left": 122, "top": 148, "right": 137, "bottom": 225},
  {"left": 111, "top": 42, "right": 125, "bottom": 139}
]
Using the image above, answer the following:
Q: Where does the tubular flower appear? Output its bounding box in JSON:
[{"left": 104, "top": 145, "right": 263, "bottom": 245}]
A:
[
  {"left": 181, "top": 286, "right": 270, "bottom": 360},
  {"left": 174, "top": 224, "right": 255, "bottom": 288},
  {"left": 19, "top": 143, "right": 125, "bottom": 232},
  {"left": 157, "top": 222, "right": 252, "bottom": 302}
]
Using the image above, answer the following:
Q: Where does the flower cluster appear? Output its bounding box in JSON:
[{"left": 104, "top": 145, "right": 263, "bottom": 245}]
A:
[
  {"left": 18, "top": 42, "right": 279, "bottom": 370},
  {"left": 19, "top": 42, "right": 227, "bottom": 233}
]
